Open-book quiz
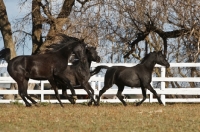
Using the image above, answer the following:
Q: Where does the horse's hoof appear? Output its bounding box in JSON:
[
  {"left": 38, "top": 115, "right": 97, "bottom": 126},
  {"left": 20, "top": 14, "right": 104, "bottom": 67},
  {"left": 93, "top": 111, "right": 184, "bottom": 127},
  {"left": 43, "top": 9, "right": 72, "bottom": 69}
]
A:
[
  {"left": 71, "top": 100, "right": 76, "bottom": 104},
  {"left": 73, "top": 99, "right": 76, "bottom": 104},
  {"left": 94, "top": 103, "right": 100, "bottom": 106},
  {"left": 88, "top": 102, "right": 92, "bottom": 106},
  {"left": 159, "top": 103, "right": 164, "bottom": 106},
  {"left": 71, "top": 96, "right": 77, "bottom": 104},
  {"left": 68, "top": 96, "right": 77, "bottom": 104},
  {"left": 72, "top": 96, "right": 77, "bottom": 100},
  {"left": 68, "top": 98, "right": 74, "bottom": 104},
  {"left": 26, "top": 104, "right": 32, "bottom": 107},
  {"left": 73, "top": 98, "right": 77, "bottom": 104},
  {"left": 136, "top": 103, "right": 141, "bottom": 106},
  {"left": 34, "top": 103, "right": 40, "bottom": 107},
  {"left": 123, "top": 103, "right": 127, "bottom": 106}
]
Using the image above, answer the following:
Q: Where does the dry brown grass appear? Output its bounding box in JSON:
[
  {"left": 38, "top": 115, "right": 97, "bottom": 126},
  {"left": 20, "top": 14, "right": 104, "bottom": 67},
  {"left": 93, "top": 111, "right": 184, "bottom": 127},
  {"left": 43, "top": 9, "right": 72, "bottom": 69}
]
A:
[{"left": 0, "top": 102, "right": 200, "bottom": 132}]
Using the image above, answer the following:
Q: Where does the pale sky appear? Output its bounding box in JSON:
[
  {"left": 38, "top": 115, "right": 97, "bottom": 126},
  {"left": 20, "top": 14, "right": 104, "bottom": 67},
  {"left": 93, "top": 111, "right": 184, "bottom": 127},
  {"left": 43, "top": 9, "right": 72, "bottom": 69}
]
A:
[
  {"left": 0, "top": 0, "right": 31, "bottom": 55},
  {"left": 0, "top": 0, "right": 65, "bottom": 55}
]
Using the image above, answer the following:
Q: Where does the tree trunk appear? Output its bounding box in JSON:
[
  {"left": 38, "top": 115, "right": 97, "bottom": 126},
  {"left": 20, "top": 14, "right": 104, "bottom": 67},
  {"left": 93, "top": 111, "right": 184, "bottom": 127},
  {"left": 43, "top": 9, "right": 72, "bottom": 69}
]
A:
[
  {"left": 0, "top": 0, "right": 16, "bottom": 59},
  {"left": 38, "top": 0, "right": 75, "bottom": 52},
  {"left": 32, "top": 0, "right": 43, "bottom": 54}
]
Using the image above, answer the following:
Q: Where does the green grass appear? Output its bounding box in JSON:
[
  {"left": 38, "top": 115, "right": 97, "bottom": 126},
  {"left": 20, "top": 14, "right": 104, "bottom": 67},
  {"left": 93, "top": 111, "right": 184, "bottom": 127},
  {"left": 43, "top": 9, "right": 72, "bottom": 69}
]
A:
[{"left": 0, "top": 103, "right": 200, "bottom": 132}]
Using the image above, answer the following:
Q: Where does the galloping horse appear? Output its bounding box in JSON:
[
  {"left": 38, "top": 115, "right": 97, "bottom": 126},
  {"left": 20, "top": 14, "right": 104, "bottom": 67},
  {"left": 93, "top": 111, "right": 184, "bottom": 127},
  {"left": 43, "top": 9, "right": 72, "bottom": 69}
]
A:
[
  {"left": 53, "top": 46, "right": 100, "bottom": 106},
  {"left": 90, "top": 51, "right": 170, "bottom": 106},
  {"left": 0, "top": 41, "right": 86, "bottom": 107}
]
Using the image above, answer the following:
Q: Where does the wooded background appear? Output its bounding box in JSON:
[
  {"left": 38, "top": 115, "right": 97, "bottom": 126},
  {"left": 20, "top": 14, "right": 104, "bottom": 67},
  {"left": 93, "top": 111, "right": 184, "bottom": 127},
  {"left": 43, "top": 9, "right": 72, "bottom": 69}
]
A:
[{"left": 0, "top": 0, "right": 200, "bottom": 89}]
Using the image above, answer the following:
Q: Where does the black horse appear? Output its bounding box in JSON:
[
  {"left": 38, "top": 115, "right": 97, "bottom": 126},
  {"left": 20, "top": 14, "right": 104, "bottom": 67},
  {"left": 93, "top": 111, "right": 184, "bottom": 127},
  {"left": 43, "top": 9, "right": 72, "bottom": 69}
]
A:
[
  {"left": 90, "top": 51, "right": 170, "bottom": 106},
  {"left": 54, "top": 46, "right": 100, "bottom": 105},
  {"left": 0, "top": 41, "right": 87, "bottom": 107}
]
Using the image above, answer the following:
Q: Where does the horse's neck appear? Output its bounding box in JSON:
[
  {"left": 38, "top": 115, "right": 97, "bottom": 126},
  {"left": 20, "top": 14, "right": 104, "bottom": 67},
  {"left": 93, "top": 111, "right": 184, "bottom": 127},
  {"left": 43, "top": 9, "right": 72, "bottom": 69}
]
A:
[
  {"left": 85, "top": 52, "right": 92, "bottom": 68},
  {"left": 84, "top": 59, "right": 91, "bottom": 69},
  {"left": 72, "top": 53, "right": 91, "bottom": 68},
  {"left": 73, "top": 58, "right": 91, "bottom": 71},
  {"left": 59, "top": 47, "right": 72, "bottom": 59},
  {"left": 142, "top": 59, "right": 156, "bottom": 71},
  {"left": 88, "top": 59, "right": 92, "bottom": 68}
]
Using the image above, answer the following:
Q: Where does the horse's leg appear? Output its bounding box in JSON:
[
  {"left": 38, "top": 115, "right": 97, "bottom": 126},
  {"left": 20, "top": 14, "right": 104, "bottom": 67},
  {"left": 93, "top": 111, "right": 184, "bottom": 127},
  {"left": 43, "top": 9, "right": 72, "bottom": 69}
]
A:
[
  {"left": 48, "top": 79, "right": 64, "bottom": 107},
  {"left": 58, "top": 76, "right": 77, "bottom": 103},
  {"left": 116, "top": 85, "right": 127, "bottom": 106},
  {"left": 62, "top": 79, "right": 77, "bottom": 104},
  {"left": 54, "top": 76, "right": 75, "bottom": 104},
  {"left": 81, "top": 82, "right": 96, "bottom": 106},
  {"left": 146, "top": 84, "right": 163, "bottom": 105},
  {"left": 17, "top": 80, "right": 32, "bottom": 107},
  {"left": 136, "top": 87, "right": 147, "bottom": 106},
  {"left": 97, "top": 84, "right": 112, "bottom": 106},
  {"left": 60, "top": 84, "right": 76, "bottom": 104},
  {"left": 25, "top": 91, "right": 38, "bottom": 105},
  {"left": 87, "top": 83, "right": 95, "bottom": 106},
  {"left": 21, "top": 79, "right": 38, "bottom": 106}
]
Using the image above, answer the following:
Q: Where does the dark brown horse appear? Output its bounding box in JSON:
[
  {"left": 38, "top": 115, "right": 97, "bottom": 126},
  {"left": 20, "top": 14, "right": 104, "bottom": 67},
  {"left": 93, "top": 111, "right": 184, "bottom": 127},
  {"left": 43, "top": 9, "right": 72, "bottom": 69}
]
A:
[
  {"left": 90, "top": 51, "right": 170, "bottom": 106},
  {"left": 0, "top": 41, "right": 87, "bottom": 107},
  {"left": 54, "top": 46, "right": 100, "bottom": 105}
]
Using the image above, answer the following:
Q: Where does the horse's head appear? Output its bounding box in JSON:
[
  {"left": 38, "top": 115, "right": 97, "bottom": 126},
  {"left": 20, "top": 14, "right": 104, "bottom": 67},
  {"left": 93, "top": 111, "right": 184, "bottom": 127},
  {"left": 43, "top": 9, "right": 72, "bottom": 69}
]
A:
[
  {"left": 155, "top": 51, "right": 170, "bottom": 68},
  {"left": 0, "top": 48, "right": 11, "bottom": 63},
  {"left": 86, "top": 46, "right": 100, "bottom": 63}
]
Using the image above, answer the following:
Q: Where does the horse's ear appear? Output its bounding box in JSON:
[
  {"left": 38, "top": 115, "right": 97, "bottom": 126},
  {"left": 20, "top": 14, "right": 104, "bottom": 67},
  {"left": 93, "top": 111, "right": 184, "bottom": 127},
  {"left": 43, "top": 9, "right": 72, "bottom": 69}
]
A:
[
  {"left": 158, "top": 50, "right": 166, "bottom": 57},
  {"left": 85, "top": 45, "right": 91, "bottom": 52},
  {"left": 157, "top": 50, "right": 162, "bottom": 54},
  {"left": 80, "top": 38, "right": 84, "bottom": 43},
  {"left": 86, "top": 44, "right": 90, "bottom": 48}
]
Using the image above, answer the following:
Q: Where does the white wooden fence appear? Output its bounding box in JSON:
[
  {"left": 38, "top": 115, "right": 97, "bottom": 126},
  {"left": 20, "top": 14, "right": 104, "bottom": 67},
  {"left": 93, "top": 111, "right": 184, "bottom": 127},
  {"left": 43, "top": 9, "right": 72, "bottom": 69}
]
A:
[{"left": 0, "top": 63, "right": 200, "bottom": 105}]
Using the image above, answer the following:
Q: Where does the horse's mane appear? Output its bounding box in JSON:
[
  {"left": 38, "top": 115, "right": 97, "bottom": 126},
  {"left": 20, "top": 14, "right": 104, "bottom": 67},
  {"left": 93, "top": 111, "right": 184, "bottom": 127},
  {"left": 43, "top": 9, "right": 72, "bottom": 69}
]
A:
[
  {"left": 56, "top": 33, "right": 82, "bottom": 43},
  {"left": 0, "top": 48, "right": 11, "bottom": 62},
  {"left": 44, "top": 34, "right": 86, "bottom": 53},
  {"left": 45, "top": 43, "right": 67, "bottom": 53},
  {"left": 140, "top": 52, "right": 155, "bottom": 64}
]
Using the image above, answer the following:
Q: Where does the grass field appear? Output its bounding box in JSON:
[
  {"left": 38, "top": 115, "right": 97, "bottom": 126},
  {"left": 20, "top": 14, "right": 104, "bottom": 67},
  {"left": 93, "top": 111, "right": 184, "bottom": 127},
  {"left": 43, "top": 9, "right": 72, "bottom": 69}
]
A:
[{"left": 0, "top": 102, "right": 200, "bottom": 132}]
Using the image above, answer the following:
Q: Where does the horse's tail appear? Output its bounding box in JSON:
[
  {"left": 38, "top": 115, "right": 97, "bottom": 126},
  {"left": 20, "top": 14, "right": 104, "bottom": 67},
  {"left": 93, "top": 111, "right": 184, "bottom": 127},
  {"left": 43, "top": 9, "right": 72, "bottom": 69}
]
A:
[
  {"left": 90, "top": 65, "right": 109, "bottom": 76},
  {"left": 0, "top": 48, "right": 11, "bottom": 63}
]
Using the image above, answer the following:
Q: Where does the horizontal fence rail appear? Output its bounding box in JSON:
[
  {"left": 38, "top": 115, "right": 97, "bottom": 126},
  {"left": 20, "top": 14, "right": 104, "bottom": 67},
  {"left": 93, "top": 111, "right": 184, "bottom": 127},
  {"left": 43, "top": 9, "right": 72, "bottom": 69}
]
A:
[{"left": 0, "top": 63, "right": 200, "bottom": 105}]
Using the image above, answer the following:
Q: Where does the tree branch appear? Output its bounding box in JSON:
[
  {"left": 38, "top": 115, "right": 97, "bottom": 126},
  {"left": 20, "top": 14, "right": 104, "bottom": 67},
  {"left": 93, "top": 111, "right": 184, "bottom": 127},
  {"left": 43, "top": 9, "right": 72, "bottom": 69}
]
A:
[
  {"left": 124, "top": 21, "right": 190, "bottom": 58},
  {"left": 57, "top": 0, "right": 75, "bottom": 18},
  {"left": 123, "top": 31, "right": 149, "bottom": 58},
  {"left": 13, "top": 30, "right": 32, "bottom": 36},
  {"left": 39, "top": 1, "right": 55, "bottom": 22},
  {"left": 76, "top": 0, "right": 90, "bottom": 7}
]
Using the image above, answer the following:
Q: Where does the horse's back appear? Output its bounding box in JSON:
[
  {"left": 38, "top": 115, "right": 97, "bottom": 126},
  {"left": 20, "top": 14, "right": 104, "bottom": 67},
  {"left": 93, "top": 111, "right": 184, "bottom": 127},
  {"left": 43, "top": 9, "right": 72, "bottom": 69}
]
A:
[
  {"left": 7, "top": 54, "right": 62, "bottom": 80},
  {"left": 7, "top": 56, "right": 27, "bottom": 73},
  {"left": 104, "top": 65, "right": 142, "bottom": 87}
]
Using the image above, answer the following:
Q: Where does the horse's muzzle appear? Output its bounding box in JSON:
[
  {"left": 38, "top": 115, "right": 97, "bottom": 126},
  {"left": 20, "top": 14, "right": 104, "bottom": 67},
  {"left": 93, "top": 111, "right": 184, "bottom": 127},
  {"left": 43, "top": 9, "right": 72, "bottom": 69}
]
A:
[
  {"left": 166, "top": 63, "right": 170, "bottom": 68},
  {"left": 96, "top": 56, "right": 101, "bottom": 63}
]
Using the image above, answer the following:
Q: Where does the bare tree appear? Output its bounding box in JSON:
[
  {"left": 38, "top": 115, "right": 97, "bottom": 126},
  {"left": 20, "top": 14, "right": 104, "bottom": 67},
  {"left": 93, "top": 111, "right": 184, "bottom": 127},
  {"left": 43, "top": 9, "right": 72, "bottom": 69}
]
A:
[
  {"left": 1, "top": 0, "right": 200, "bottom": 91},
  {"left": 79, "top": 0, "right": 200, "bottom": 90},
  {"left": 0, "top": 0, "right": 16, "bottom": 59}
]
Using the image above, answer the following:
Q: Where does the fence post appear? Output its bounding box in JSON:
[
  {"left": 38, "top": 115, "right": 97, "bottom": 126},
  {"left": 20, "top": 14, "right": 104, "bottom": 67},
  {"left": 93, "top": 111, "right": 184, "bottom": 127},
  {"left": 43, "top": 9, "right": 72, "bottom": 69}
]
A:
[
  {"left": 40, "top": 81, "right": 44, "bottom": 103},
  {"left": 95, "top": 75, "right": 101, "bottom": 97},
  {"left": 161, "top": 67, "right": 166, "bottom": 105},
  {"left": 90, "top": 76, "right": 96, "bottom": 99},
  {"left": 149, "top": 82, "right": 153, "bottom": 103},
  {"left": 97, "top": 75, "right": 101, "bottom": 90},
  {"left": 91, "top": 80, "right": 96, "bottom": 90},
  {"left": 90, "top": 67, "right": 96, "bottom": 96}
]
